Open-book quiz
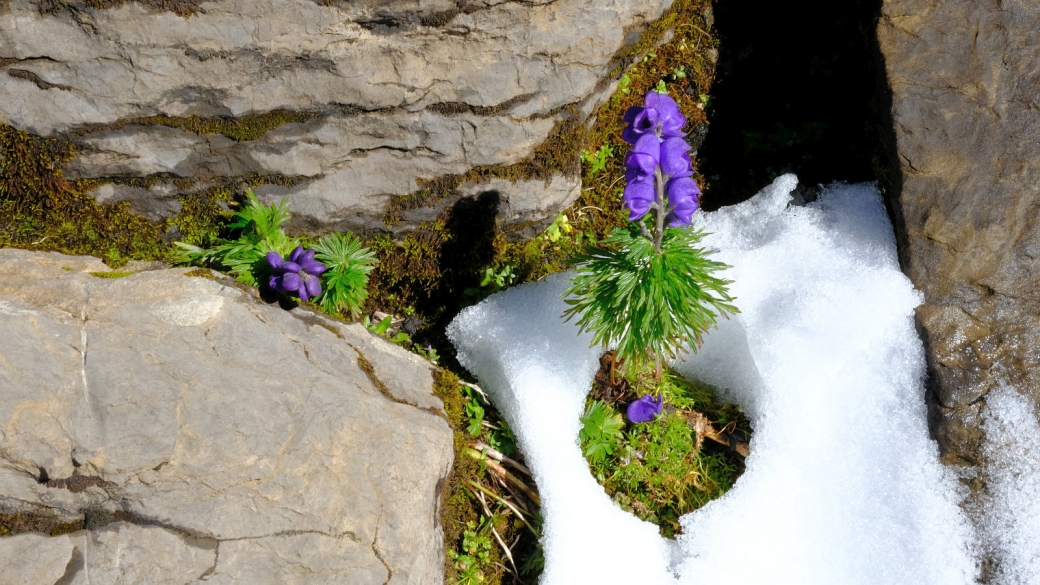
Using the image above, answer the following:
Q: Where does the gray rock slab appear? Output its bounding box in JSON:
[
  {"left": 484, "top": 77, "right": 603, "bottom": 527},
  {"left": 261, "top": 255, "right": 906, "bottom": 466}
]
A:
[
  {"left": 0, "top": 249, "right": 453, "bottom": 584},
  {"left": 0, "top": 532, "right": 76, "bottom": 585},
  {"left": 63, "top": 523, "right": 216, "bottom": 585},
  {"left": 0, "top": 0, "right": 670, "bottom": 233}
]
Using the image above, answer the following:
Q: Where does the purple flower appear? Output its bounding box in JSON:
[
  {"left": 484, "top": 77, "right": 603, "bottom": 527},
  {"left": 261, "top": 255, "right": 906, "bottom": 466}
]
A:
[
  {"left": 659, "top": 137, "right": 692, "bottom": 179},
  {"left": 622, "top": 91, "right": 686, "bottom": 144},
  {"left": 623, "top": 177, "right": 655, "bottom": 221},
  {"left": 624, "top": 134, "right": 662, "bottom": 181},
  {"left": 267, "top": 246, "right": 327, "bottom": 302},
  {"left": 665, "top": 177, "right": 701, "bottom": 227},
  {"left": 627, "top": 394, "right": 664, "bottom": 423}
]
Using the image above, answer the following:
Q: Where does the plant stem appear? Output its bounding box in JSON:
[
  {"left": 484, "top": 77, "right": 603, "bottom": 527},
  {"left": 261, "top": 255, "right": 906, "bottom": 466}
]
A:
[{"left": 653, "top": 167, "right": 666, "bottom": 254}]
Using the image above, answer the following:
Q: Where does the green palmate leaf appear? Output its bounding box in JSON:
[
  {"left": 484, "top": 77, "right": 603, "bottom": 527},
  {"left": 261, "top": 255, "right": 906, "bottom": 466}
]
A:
[
  {"left": 175, "top": 190, "right": 299, "bottom": 286},
  {"left": 579, "top": 399, "right": 625, "bottom": 465},
  {"left": 562, "top": 225, "right": 738, "bottom": 371},
  {"left": 312, "top": 232, "right": 378, "bottom": 318}
]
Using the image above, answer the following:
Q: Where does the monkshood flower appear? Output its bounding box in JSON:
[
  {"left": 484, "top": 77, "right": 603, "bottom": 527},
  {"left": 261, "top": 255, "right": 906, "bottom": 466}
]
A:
[
  {"left": 620, "top": 92, "right": 700, "bottom": 226},
  {"left": 627, "top": 394, "right": 664, "bottom": 423},
  {"left": 622, "top": 91, "right": 686, "bottom": 144},
  {"left": 267, "top": 246, "right": 327, "bottom": 302},
  {"left": 563, "top": 89, "right": 736, "bottom": 381}
]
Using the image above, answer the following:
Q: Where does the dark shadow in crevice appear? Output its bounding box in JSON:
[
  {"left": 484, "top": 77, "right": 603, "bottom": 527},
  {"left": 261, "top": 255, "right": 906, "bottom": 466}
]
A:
[{"left": 696, "top": 0, "right": 891, "bottom": 211}]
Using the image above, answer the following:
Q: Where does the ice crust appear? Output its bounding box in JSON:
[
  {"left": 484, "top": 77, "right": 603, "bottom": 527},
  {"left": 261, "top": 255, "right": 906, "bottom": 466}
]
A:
[{"left": 447, "top": 175, "right": 979, "bottom": 584}]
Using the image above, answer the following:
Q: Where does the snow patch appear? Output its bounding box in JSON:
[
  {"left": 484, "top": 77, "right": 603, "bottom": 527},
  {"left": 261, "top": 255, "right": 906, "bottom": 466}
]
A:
[{"left": 448, "top": 175, "right": 980, "bottom": 584}]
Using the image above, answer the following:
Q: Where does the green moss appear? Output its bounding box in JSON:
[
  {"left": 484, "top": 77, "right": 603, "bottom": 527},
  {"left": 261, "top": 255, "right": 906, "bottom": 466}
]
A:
[
  {"left": 0, "top": 122, "right": 316, "bottom": 267},
  {"left": 40, "top": 0, "right": 200, "bottom": 17},
  {"left": 89, "top": 270, "right": 133, "bottom": 278},
  {"left": 182, "top": 267, "right": 215, "bottom": 278},
  {"left": 581, "top": 361, "right": 749, "bottom": 538},
  {"left": 434, "top": 369, "right": 507, "bottom": 584},
  {"left": 0, "top": 510, "right": 84, "bottom": 538},
  {"left": 0, "top": 125, "right": 169, "bottom": 267},
  {"left": 93, "top": 110, "right": 320, "bottom": 143}
]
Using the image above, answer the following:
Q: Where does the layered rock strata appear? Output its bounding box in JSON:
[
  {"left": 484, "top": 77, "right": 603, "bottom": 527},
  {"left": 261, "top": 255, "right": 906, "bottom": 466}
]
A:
[{"left": 0, "top": 0, "right": 672, "bottom": 236}]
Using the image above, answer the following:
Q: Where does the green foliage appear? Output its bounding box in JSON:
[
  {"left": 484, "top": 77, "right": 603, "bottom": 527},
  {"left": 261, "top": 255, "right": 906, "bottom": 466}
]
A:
[
  {"left": 519, "top": 545, "right": 545, "bottom": 578},
  {"left": 581, "top": 144, "right": 615, "bottom": 177},
  {"left": 579, "top": 400, "right": 625, "bottom": 466},
  {"left": 653, "top": 79, "right": 669, "bottom": 94},
  {"left": 464, "top": 265, "right": 516, "bottom": 303},
  {"left": 414, "top": 343, "right": 441, "bottom": 362},
  {"left": 563, "top": 224, "right": 738, "bottom": 373},
  {"left": 462, "top": 385, "right": 518, "bottom": 457},
  {"left": 175, "top": 190, "right": 297, "bottom": 286},
  {"left": 449, "top": 518, "right": 495, "bottom": 585},
  {"left": 313, "top": 232, "right": 377, "bottom": 318},
  {"left": 364, "top": 315, "right": 411, "bottom": 344},
  {"left": 176, "top": 190, "right": 376, "bottom": 318},
  {"left": 618, "top": 73, "right": 633, "bottom": 95},
  {"left": 580, "top": 368, "right": 747, "bottom": 537},
  {"left": 465, "top": 394, "right": 486, "bottom": 437}
]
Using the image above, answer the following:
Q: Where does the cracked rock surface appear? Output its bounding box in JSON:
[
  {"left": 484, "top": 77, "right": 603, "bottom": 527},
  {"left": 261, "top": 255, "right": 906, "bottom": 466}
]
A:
[
  {"left": 0, "top": 249, "right": 453, "bottom": 584},
  {"left": 0, "top": 0, "right": 670, "bottom": 234},
  {"left": 877, "top": 2, "right": 1040, "bottom": 463}
]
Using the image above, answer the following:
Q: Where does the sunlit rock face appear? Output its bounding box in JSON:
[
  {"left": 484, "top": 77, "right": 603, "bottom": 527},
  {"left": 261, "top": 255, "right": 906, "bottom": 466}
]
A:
[
  {"left": 0, "top": 0, "right": 670, "bottom": 236},
  {"left": 877, "top": 1, "right": 1040, "bottom": 462},
  {"left": 0, "top": 248, "right": 452, "bottom": 584}
]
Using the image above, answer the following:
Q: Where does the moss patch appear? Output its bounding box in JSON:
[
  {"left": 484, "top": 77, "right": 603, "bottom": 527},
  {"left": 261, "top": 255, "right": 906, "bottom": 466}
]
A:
[
  {"left": 38, "top": 0, "right": 201, "bottom": 17},
  {"left": 80, "top": 109, "right": 320, "bottom": 143},
  {"left": 0, "top": 125, "right": 169, "bottom": 266},
  {"left": 89, "top": 270, "right": 133, "bottom": 278},
  {"left": 0, "top": 122, "right": 316, "bottom": 267},
  {"left": 581, "top": 356, "right": 750, "bottom": 538}
]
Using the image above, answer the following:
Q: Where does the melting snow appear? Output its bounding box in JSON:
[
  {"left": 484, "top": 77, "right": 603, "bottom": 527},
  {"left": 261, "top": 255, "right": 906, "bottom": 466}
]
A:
[{"left": 447, "top": 175, "right": 981, "bottom": 584}]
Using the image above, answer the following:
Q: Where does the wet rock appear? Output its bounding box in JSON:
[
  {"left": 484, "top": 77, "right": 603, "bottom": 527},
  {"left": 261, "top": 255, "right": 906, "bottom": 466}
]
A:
[
  {"left": 0, "top": 249, "right": 453, "bottom": 584},
  {"left": 0, "top": 0, "right": 671, "bottom": 233},
  {"left": 878, "top": 1, "right": 1040, "bottom": 463}
]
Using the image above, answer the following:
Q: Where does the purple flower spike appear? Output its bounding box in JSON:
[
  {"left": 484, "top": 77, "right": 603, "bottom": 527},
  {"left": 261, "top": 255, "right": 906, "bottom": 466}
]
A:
[
  {"left": 627, "top": 394, "right": 664, "bottom": 423},
  {"left": 267, "top": 245, "right": 327, "bottom": 302},
  {"left": 622, "top": 105, "right": 659, "bottom": 144}
]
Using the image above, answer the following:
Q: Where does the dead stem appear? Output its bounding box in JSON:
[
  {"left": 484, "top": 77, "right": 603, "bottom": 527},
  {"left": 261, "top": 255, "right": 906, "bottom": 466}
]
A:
[
  {"left": 473, "top": 441, "right": 534, "bottom": 477},
  {"left": 471, "top": 487, "right": 522, "bottom": 581}
]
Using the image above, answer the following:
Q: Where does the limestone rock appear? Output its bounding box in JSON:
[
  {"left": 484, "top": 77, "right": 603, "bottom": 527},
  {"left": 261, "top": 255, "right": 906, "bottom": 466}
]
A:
[
  {"left": 877, "top": 1, "right": 1040, "bottom": 463},
  {"left": 0, "top": 248, "right": 453, "bottom": 584},
  {"left": 0, "top": 0, "right": 671, "bottom": 233},
  {"left": 0, "top": 532, "right": 76, "bottom": 585}
]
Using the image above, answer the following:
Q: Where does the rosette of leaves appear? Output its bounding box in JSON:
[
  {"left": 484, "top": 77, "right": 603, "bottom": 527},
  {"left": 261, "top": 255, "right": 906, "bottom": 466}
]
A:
[
  {"left": 563, "top": 223, "right": 737, "bottom": 373},
  {"left": 176, "top": 190, "right": 376, "bottom": 318},
  {"left": 311, "top": 232, "right": 377, "bottom": 318}
]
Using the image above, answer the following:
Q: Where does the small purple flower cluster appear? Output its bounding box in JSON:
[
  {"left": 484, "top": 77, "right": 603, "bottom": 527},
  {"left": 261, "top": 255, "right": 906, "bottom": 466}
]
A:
[
  {"left": 622, "top": 92, "right": 701, "bottom": 227},
  {"left": 267, "top": 246, "right": 327, "bottom": 302}
]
